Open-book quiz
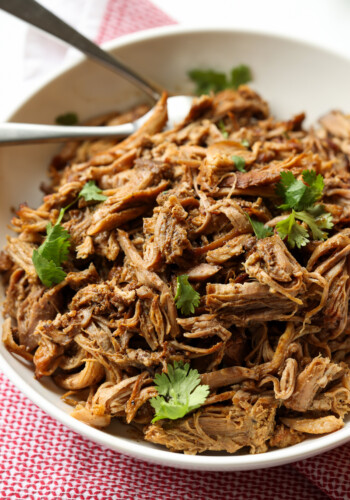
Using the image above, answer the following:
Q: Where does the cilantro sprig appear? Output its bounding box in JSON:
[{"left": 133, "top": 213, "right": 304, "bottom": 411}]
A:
[
  {"left": 276, "top": 207, "right": 333, "bottom": 249},
  {"left": 232, "top": 155, "right": 246, "bottom": 172},
  {"left": 79, "top": 180, "right": 107, "bottom": 202},
  {"left": 294, "top": 207, "right": 333, "bottom": 241},
  {"left": 275, "top": 169, "right": 333, "bottom": 248},
  {"left": 32, "top": 180, "right": 107, "bottom": 287},
  {"left": 247, "top": 215, "right": 274, "bottom": 239},
  {"left": 150, "top": 362, "right": 210, "bottom": 423},
  {"left": 175, "top": 275, "right": 200, "bottom": 315},
  {"left": 231, "top": 65, "right": 253, "bottom": 89},
  {"left": 32, "top": 209, "right": 70, "bottom": 287},
  {"left": 188, "top": 64, "right": 252, "bottom": 95},
  {"left": 275, "top": 211, "right": 310, "bottom": 249},
  {"left": 276, "top": 170, "right": 324, "bottom": 211}
]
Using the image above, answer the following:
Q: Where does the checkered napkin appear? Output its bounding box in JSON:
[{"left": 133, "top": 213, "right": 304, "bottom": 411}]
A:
[{"left": 1, "top": 1, "right": 349, "bottom": 498}]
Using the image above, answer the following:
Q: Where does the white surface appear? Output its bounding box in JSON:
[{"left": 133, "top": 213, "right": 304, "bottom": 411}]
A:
[
  {"left": 1, "top": 0, "right": 350, "bottom": 121},
  {"left": 154, "top": 0, "right": 350, "bottom": 60},
  {"left": 1, "top": 27, "right": 350, "bottom": 470},
  {"left": 0, "top": 0, "right": 108, "bottom": 121}
]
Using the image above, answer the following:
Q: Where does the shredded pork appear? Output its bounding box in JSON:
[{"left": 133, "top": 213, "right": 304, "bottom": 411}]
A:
[{"left": 1, "top": 86, "right": 350, "bottom": 455}]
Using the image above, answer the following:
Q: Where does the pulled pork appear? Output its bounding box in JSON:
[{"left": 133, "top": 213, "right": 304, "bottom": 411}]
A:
[{"left": 2, "top": 86, "right": 350, "bottom": 455}]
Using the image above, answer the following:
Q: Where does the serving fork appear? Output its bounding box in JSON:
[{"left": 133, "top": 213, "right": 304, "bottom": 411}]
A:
[{"left": 0, "top": 0, "right": 193, "bottom": 145}]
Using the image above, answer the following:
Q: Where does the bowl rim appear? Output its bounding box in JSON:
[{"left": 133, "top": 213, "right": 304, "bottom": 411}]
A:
[
  {"left": 6, "top": 24, "right": 350, "bottom": 122},
  {"left": 1, "top": 24, "right": 350, "bottom": 470}
]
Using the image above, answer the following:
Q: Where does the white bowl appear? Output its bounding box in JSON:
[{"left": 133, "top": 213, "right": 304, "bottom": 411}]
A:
[{"left": 1, "top": 26, "right": 350, "bottom": 471}]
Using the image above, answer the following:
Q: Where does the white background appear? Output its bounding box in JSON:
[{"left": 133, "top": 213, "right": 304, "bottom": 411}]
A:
[{"left": 1, "top": 0, "right": 350, "bottom": 120}]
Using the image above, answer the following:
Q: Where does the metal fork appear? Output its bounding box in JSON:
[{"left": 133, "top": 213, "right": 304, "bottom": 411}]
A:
[{"left": 0, "top": 0, "right": 193, "bottom": 145}]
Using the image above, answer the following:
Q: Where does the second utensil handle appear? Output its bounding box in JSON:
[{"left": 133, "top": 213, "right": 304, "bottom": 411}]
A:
[{"left": 0, "top": 122, "right": 136, "bottom": 145}]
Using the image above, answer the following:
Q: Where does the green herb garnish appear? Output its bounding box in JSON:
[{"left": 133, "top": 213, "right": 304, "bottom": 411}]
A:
[
  {"left": 232, "top": 155, "right": 246, "bottom": 172},
  {"left": 275, "top": 211, "right": 310, "bottom": 249},
  {"left": 276, "top": 170, "right": 324, "bottom": 211},
  {"left": 241, "top": 139, "right": 250, "bottom": 148},
  {"left": 275, "top": 169, "right": 333, "bottom": 247},
  {"left": 150, "top": 362, "right": 210, "bottom": 423},
  {"left": 276, "top": 207, "right": 333, "bottom": 248},
  {"left": 32, "top": 180, "right": 108, "bottom": 287},
  {"left": 175, "top": 275, "right": 200, "bottom": 315},
  {"left": 79, "top": 180, "right": 107, "bottom": 202},
  {"left": 302, "top": 204, "right": 334, "bottom": 238},
  {"left": 231, "top": 64, "right": 253, "bottom": 89},
  {"left": 55, "top": 112, "right": 79, "bottom": 126},
  {"left": 247, "top": 215, "right": 274, "bottom": 239},
  {"left": 218, "top": 120, "right": 229, "bottom": 139},
  {"left": 32, "top": 209, "right": 70, "bottom": 287},
  {"left": 187, "top": 69, "right": 228, "bottom": 95},
  {"left": 188, "top": 64, "right": 252, "bottom": 95}
]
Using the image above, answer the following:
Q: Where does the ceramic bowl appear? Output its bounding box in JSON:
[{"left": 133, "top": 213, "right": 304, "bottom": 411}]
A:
[{"left": 1, "top": 27, "right": 350, "bottom": 471}]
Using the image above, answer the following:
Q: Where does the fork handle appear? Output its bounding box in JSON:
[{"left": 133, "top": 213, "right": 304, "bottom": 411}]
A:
[
  {"left": 0, "top": 122, "right": 136, "bottom": 145},
  {"left": 0, "top": 0, "right": 162, "bottom": 101}
]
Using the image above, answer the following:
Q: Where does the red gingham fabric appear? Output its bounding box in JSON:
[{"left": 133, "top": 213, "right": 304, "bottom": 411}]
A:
[
  {"left": 1, "top": 1, "right": 349, "bottom": 499},
  {"left": 0, "top": 372, "right": 331, "bottom": 500},
  {"left": 96, "top": 0, "right": 175, "bottom": 44}
]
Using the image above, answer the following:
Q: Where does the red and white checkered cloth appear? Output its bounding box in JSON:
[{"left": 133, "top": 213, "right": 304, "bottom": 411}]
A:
[{"left": 1, "top": 1, "right": 350, "bottom": 498}]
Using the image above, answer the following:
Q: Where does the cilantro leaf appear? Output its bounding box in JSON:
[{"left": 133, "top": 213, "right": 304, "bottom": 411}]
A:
[
  {"left": 150, "top": 362, "right": 210, "bottom": 423},
  {"left": 247, "top": 215, "right": 274, "bottom": 239},
  {"left": 276, "top": 169, "right": 325, "bottom": 211},
  {"left": 32, "top": 208, "right": 70, "bottom": 287},
  {"left": 275, "top": 169, "right": 332, "bottom": 248},
  {"left": 299, "top": 170, "right": 324, "bottom": 209},
  {"left": 295, "top": 207, "right": 333, "bottom": 241},
  {"left": 175, "top": 275, "right": 200, "bottom": 315},
  {"left": 241, "top": 139, "right": 250, "bottom": 148},
  {"left": 32, "top": 250, "right": 67, "bottom": 288},
  {"left": 231, "top": 64, "right": 252, "bottom": 89},
  {"left": 276, "top": 207, "right": 333, "bottom": 248},
  {"left": 232, "top": 155, "right": 246, "bottom": 172},
  {"left": 188, "top": 69, "right": 228, "bottom": 95},
  {"left": 40, "top": 215, "right": 70, "bottom": 266},
  {"left": 55, "top": 112, "right": 78, "bottom": 126},
  {"left": 79, "top": 180, "right": 107, "bottom": 202},
  {"left": 218, "top": 120, "right": 229, "bottom": 139},
  {"left": 188, "top": 64, "right": 253, "bottom": 95},
  {"left": 306, "top": 204, "right": 334, "bottom": 227},
  {"left": 276, "top": 171, "right": 307, "bottom": 210},
  {"left": 276, "top": 212, "right": 310, "bottom": 249}
]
